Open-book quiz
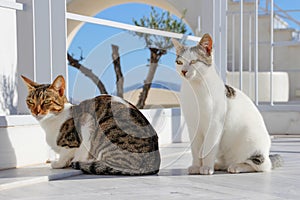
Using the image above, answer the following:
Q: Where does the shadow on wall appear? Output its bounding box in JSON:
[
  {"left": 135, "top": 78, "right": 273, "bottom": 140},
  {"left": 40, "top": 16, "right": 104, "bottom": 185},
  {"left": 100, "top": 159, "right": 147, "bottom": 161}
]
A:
[
  {"left": 0, "top": 117, "right": 17, "bottom": 169},
  {"left": 0, "top": 75, "right": 17, "bottom": 115}
]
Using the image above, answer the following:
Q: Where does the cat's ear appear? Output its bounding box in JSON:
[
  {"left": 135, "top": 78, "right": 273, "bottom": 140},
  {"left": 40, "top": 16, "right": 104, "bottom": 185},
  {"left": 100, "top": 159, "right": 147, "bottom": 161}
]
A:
[
  {"left": 198, "top": 33, "right": 213, "bottom": 56},
  {"left": 21, "top": 75, "right": 38, "bottom": 91},
  {"left": 171, "top": 38, "right": 185, "bottom": 55},
  {"left": 50, "top": 75, "right": 65, "bottom": 96}
]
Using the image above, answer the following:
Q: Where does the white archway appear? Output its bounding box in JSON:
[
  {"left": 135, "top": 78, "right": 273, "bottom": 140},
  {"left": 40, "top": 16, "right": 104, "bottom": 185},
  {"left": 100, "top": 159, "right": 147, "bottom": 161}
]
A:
[
  {"left": 66, "top": 0, "right": 227, "bottom": 81},
  {"left": 66, "top": 0, "right": 201, "bottom": 45}
]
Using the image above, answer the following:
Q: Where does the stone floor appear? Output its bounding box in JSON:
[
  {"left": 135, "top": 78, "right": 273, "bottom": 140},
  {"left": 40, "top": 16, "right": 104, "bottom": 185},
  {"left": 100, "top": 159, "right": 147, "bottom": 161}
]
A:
[{"left": 0, "top": 136, "right": 300, "bottom": 199}]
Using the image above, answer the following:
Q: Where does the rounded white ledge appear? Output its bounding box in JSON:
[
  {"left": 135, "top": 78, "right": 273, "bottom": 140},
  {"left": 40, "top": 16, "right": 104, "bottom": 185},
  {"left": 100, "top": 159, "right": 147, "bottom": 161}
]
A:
[{"left": 0, "top": 115, "right": 38, "bottom": 127}]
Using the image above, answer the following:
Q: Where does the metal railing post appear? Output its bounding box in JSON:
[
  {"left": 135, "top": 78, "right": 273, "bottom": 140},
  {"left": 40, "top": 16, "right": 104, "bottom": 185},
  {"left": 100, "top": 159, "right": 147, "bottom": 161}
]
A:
[
  {"left": 254, "top": 0, "right": 259, "bottom": 105},
  {"left": 239, "top": 0, "right": 243, "bottom": 91},
  {"left": 270, "top": 0, "right": 274, "bottom": 105},
  {"left": 232, "top": 15, "right": 235, "bottom": 72}
]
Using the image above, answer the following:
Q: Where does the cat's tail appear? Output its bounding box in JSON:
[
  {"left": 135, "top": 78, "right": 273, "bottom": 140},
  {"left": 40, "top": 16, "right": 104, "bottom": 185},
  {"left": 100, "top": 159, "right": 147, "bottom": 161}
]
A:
[
  {"left": 71, "top": 161, "right": 159, "bottom": 176},
  {"left": 269, "top": 154, "right": 283, "bottom": 169}
]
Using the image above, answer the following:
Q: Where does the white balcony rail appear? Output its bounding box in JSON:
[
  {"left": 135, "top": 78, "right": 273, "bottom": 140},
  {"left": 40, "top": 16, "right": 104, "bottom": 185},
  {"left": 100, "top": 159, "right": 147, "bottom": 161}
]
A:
[
  {"left": 227, "top": 0, "right": 300, "bottom": 111},
  {"left": 67, "top": 13, "right": 201, "bottom": 42}
]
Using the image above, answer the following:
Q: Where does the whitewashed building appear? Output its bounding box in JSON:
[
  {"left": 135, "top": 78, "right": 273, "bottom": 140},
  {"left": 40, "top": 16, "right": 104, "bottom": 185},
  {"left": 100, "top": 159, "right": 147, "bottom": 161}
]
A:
[{"left": 0, "top": 0, "right": 299, "bottom": 169}]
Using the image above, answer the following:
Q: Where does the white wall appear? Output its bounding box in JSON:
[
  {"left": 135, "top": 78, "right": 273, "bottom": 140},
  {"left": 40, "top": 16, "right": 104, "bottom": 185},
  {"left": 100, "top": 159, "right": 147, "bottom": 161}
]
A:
[
  {"left": 0, "top": 108, "right": 189, "bottom": 170},
  {"left": 0, "top": 116, "right": 48, "bottom": 169},
  {"left": 0, "top": 3, "right": 18, "bottom": 115},
  {"left": 2, "top": 106, "right": 299, "bottom": 170},
  {"left": 141, "top": 108, "right": 189, "bottom": 144}
]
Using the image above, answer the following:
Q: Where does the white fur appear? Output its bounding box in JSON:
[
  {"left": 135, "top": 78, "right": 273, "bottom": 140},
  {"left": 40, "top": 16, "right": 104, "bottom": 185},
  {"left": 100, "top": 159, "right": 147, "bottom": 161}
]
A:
[
  {"left": 38, "top": 103, "right": 77, "bottom": 168},
  {"left": 72, "top": 113, "right": 93, "bottom": 162},
  {"left": 176, "top": 47, "right": 272, "bottom": 175}
]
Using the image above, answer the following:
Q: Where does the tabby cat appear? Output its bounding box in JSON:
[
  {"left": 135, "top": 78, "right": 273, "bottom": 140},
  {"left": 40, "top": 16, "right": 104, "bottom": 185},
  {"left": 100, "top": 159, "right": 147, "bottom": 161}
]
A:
[
  {"left": 21, "top": 75, "right": 161, "bottom": 175},
  {"left": 172, "top": 34, "right": 282, "bottom": 175}
]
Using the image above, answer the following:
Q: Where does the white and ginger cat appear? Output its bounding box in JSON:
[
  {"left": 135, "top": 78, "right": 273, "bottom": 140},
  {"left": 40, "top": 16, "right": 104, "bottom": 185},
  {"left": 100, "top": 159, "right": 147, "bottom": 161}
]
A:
[
  {"left": 172, "top": 33, "right": 282, "bottom": 175},
  {"left": 21, "top": 75, "right": 161, "bottom": 175},
  {"left": 21, "top": 75, "right": 75, "bottom": 168}
]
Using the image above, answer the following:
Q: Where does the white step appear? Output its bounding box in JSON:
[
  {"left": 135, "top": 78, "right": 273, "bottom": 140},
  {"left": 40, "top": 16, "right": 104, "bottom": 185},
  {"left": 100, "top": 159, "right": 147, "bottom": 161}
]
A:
[{"left": 0, "top": 164, "right": 82, "bottom": 191}]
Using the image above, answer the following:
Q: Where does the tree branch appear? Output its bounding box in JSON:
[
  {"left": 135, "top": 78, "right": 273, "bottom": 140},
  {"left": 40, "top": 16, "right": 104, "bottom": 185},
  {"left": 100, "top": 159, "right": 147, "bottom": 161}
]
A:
[
  {"left": 133, "top": 7, "right": 188, "bottom": 108},
  {"left": 136, "top": 48, "right": 166, "bottom": 109},
  {"left": 111, "top": 44, "right": 124, "bottom": 98},
  {"left": 67, "top": 53, "right": 108, "bottom": 94}
]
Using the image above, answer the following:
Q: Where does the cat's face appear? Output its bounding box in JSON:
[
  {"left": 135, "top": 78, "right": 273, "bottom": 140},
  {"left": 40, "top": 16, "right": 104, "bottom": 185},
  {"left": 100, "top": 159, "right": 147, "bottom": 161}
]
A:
[
  {"left": 21, "top": 75, "right": 67, "bottom": 120},
  {"left": 172, "top": 34, "right": 213, "bottom": 81}
]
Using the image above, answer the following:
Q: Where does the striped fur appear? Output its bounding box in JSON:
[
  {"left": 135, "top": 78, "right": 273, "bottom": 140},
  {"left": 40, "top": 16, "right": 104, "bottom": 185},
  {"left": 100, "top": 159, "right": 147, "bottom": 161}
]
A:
[
  {"left": 57, "top": 95, "right": 161, "bottom": 175},
  {"left": 22, "top": 75, "right": 160, "bottom": 174}
]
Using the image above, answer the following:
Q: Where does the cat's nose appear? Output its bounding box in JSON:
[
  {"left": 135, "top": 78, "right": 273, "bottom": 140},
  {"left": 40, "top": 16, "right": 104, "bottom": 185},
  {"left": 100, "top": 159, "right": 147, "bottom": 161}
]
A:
[
  {"left": 34, "top": 106, "right": 41, "bottom": 116},
  {"left": 181, "top": 70, "right": 187, "bottom": 76}
]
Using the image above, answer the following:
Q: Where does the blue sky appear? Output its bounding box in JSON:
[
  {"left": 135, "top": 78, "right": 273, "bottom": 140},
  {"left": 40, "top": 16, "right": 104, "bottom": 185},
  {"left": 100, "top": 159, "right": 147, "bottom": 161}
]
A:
[
  {"left": 67, "top": 1, "right": 300, "bottom": 102},
  {"left": 264, "top": 0, "right": 300, "bottom": 29},
  {"left": 68, "top": 3, "right": 193, "bottom": 102}
]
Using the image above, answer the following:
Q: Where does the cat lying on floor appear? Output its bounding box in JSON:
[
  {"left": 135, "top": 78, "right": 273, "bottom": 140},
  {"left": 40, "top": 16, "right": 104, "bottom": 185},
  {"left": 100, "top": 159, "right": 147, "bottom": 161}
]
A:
[{"left": 22, "top": 75, "right": 160, "bottom": 175}]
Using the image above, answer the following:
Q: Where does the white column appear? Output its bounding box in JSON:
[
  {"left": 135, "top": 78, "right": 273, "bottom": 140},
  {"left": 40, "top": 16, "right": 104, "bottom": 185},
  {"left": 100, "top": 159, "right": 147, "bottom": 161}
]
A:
[
  {"left": 50, "top": 0, "right": 67, "bottom": 96},
  {"left": 33, "top": 0, "right": 52, "bottom": 84},
  {"left": 213, "top": 0, "right": 221, "bottom": 74},
  {"left": 199, "top": 0, "right": 226, "bottom": 80},
  {"left": 16, "top": 0, "right": 68, "bottom": 114},
  {"left": 270, "top": 0, "right": 274, "bottom": 105},
  {"left": 220, "top": 0, "right": 227, "bottom": 81},
  {"left": 239, "top": 0, "right": 244, "bottom": 90},
  {"left": 199, "top": 0, "right": 214, "bottom": 35},
  {"left": 16, "top": 0, "right": 35, "bottom": 114},
  {"left": 254, "top": 0, "right": 259, "bottom": 105}
]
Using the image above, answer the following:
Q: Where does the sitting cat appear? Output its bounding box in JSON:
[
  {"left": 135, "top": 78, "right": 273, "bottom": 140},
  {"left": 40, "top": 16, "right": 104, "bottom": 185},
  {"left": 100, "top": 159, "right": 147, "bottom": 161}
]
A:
[
  {"left": 21, "top": 75, "right": 161, "bottom": 175},
  {"left": 172, "top": 34, "right": 282, "bottom": 175}
]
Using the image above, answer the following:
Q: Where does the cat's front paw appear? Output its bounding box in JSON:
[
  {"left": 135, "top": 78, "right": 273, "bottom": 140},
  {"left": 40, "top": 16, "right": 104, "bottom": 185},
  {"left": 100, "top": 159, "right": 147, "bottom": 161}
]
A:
[
  {"left": 51, "top": 161, "right": 67, "bottom": 169},
  {"left": 227, "top": 166, "right": 240, "bottom": 173},
  {"left": 200, "top": 166, "right": 214, "bottom": 175},
  {"left": 227, "top": 164, "right": 244, "bottom": 173},
  {"left": 188, "top": 165, "right": 200, "bottom": 175}
]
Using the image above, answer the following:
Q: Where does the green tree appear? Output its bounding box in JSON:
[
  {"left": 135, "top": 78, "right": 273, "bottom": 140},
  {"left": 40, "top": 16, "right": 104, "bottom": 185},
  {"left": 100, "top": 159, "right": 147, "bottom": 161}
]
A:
[{"left": 133, "top": 6, "right": 188, "bottom": 109}]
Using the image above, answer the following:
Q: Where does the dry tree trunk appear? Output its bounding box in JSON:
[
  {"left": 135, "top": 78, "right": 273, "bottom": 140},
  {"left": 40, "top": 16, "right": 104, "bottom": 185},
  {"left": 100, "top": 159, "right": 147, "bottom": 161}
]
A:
[
  {"left": 136, "top": 48, "right": 166, "bottom": 109},
  {"left": 111, "top": 44, "right": 124, "bottom": 98},
  {"left": 67, "top": 53, "right": 108, "bottom": 94}
]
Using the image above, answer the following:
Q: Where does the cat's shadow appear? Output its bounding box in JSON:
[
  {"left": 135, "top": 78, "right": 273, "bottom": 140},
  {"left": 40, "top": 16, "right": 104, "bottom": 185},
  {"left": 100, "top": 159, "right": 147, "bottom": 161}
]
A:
[
  {"left": 61, "top": 168, "right": 229, "bottom": 180},
  {"left": 159, "top": 168, "right": 228, "bottom": 176}
]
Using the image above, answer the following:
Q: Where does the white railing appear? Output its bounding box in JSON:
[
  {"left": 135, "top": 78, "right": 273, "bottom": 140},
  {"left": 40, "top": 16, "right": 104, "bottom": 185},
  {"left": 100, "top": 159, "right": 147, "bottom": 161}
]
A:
[
  {"left": 227, "top": 0, "right": 300, "bottom": 111},
  {"left": 67, "top": 13, "right": 201, "bottom": 42}
]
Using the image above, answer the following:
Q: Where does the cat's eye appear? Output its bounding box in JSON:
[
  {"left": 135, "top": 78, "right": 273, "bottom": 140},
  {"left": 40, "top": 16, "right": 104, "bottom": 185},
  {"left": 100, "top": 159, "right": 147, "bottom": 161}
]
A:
[
  {"left": 190, "top": 60, "right": 198, "bottom": 65},
  {"left": 44, "top": 99, "right": 51, "bottom": 104},
  {"left": 176, "top": 60, "right": 183, "bottom": 65},
  {"left": 27, "top": 99, "right": 34, "bottom": 105}
]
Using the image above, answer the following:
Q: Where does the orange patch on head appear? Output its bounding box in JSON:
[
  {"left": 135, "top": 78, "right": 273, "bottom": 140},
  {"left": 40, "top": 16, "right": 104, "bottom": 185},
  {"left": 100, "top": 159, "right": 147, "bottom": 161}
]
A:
[
  {"left": 198, "top": 33, "right": 213, "bottom": 56},
  {"left": 49, "top": 75, "right": 66, "bottom": 97}
]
